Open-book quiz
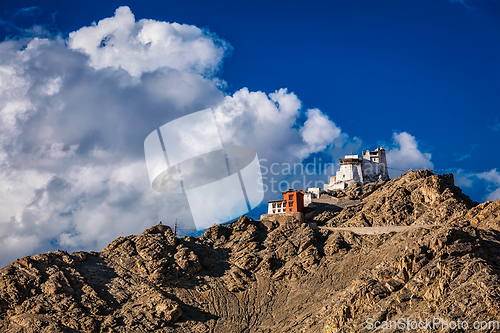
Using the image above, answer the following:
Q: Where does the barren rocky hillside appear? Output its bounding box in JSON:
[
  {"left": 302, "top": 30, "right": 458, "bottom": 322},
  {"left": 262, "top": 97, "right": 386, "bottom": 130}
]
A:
[{"left": 1, "top": 171, "right": 500, "bottom": 332}]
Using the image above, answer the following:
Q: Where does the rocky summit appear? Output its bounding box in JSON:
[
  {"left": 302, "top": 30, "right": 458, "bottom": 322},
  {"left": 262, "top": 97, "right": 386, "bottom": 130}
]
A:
[{"left": 1, "top": 170, "right": 500, "bottom": 332}]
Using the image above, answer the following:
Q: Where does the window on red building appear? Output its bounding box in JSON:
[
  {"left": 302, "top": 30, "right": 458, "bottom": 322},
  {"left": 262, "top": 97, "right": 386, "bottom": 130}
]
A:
[{"left": 289, "top": 194, "right": 293, "bottom": 200}]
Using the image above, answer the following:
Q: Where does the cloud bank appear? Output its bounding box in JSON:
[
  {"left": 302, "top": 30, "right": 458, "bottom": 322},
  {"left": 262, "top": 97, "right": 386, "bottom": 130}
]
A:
[
  {"left": 0, "top": 7, "right": 229, "bottom": 267},
  {"left": 0, "top": 6, "right": 352, "bottom": 267}
]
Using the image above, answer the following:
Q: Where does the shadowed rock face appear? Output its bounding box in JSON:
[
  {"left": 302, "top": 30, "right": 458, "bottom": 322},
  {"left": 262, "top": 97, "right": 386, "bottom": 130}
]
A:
[{"left": 1, "top": 171, "right": 500, "bottom": 333}]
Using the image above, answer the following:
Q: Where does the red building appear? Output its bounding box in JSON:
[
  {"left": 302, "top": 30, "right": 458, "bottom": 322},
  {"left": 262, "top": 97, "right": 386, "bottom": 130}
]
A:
[
  {"left": 267, "top": 189, "right": 305, "bottom": 214},
  {"left": 282, "top": 189, "right": 304, "bottom": 213}
]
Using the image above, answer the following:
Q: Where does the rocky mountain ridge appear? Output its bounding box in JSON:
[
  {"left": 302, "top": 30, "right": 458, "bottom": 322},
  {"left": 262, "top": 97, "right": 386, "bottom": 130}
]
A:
[{"left": 1, "top": 170, "right": 500, "bottom": 332}]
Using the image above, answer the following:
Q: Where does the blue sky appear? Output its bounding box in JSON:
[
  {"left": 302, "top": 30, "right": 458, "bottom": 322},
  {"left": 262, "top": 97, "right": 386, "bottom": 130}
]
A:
[
  {"left": 2, "top": 1, "right": 498, "bottom": 172},
  {"left": 0, "top": 0, "right": 498, "bottom": 265},
  {"left": 4, "top": 0, "right": 496, "bottom": 170}
]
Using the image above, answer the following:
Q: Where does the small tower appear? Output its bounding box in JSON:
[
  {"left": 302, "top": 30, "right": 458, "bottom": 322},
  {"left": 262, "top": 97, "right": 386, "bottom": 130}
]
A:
[{"left": 361, "top": 147, "right": 388, "bottom": 181}]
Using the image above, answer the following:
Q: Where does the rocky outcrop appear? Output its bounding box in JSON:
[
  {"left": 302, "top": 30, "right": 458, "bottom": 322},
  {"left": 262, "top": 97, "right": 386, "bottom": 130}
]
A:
[
  {"left": 463, "top": 200, "right": 500, "bottom": 231},
  {"left": 0, "top": 171, "right": 499, "bottom": 332},
  {"left": 325, "top": 171, "right": 477, "bottom": 228}
]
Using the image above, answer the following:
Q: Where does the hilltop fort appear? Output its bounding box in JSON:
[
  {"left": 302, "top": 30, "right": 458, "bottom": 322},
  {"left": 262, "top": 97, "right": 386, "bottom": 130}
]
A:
[
  {"left": 265, "top": 147, "right": 390, "bottom": 218},
  {"left": 324, "top": 147, "right": 389, "bottom": 191}
]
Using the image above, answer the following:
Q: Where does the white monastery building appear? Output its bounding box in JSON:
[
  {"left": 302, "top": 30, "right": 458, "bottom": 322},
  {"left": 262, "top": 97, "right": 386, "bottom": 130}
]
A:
[
  {"left": 303, "top": 187, "right": 321, "bottom": 207},
  {"left": 324, "top": 147, "right": 389, "bottom": 190},
  {"left": 267, "top": 199, "right": 286, "bottom": 214}
]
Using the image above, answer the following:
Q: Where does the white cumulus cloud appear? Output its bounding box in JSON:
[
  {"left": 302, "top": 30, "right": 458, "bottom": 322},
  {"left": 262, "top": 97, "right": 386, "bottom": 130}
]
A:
[
  {"left": 298, "top": 108, "right": 342, "bottom": 159},
  {"left": 453, "top": 168, "right": 500, "bottom": 202},
  {"left": 477, "top": 169, "right": 500, "bottom": 201},
  {"left": 68, "top": 6, "right": 230, "bottom": 77},
  {"left": 213, "top": 88, "right": 355, "bottom": 164},
  {"left": 386, "top": 132, "right": 433, "bottom": 178},
  {"left": 213, "top": 87, "right": 301, "bottom": 160}
]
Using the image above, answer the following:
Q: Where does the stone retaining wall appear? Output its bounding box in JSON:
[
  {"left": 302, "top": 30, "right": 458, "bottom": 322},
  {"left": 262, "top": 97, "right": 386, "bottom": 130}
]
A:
[
  {"left": 260, "top": 212, "right": 304, "bottom": 224},
  {"left": 312, "top": 195, "right": 361, "bottom": 206}
]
